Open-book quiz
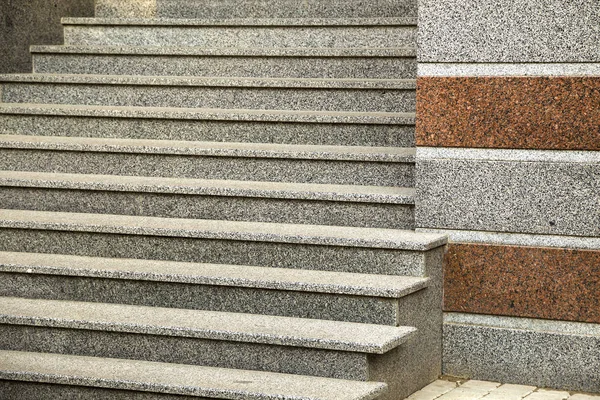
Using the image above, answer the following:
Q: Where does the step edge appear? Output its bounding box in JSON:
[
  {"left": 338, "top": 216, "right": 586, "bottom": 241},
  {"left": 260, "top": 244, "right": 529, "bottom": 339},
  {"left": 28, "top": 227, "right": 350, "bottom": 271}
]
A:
[{"left": 0, "top": 350, "right": 388, "bottom": 400}]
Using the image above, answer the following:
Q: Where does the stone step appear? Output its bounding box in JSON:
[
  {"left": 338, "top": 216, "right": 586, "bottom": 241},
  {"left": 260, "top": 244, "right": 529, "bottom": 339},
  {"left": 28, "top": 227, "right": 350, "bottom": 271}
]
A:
[
  {"left": 0, "top": 74, "right": 416, "bottom": 113},
  {"left": 31, "top": 46, "right": 416, "bottom": 79},
  {"left": 0, "top": 296, "right": 415, "bottom": 379},
  {"left": 95, "top": 0, "right": 417, "bottom": 19},
  {"left": 0, "top": 103, "right": 416, "bottom": 147},
  {"left": 0, "top": 209, "right": 447, "bottom": 276},
  {"left": 0, "top": 251, "right": 428, "bottom": 325},
  {"left": 0, "top": 171, "right": 415, "bottom": 229},
  {"left": 0, "top": 135, "right": 415, "bottom": 187},
  {"left": 0, "top": 350, "right": 387, "bottom": 399},
  {"left": 61, "top": 18, "right": 416, "bottom": 48}
]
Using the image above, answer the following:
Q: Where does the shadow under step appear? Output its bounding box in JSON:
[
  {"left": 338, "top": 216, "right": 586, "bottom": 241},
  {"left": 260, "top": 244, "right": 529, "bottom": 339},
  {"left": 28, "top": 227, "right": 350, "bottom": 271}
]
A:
[
  {"left": 0, "top": 74, "right": 416, "bottom": 113},
  {"left": 32, "top": 46, "right": 417, "bottom": 79},
  {"left": 0, "top": 209, "right": 447, "bottom": 276},
  {"left": 0, "top": 171, "right": 415, "bottom": 229},
  {"left": 61, "top": 17, "right": 416, "bottom": 49},
  {"left": 0, "top": 251, "right": 428, "bottom": 325},
  {"left": 0, "top": 135, "right": 415, "bottom": 187},
  {"left": 0, "top": 103, "right": 416, "bottom": 147},
  {"left": 0, "top": 350, "right": 387, "bottom": 399}
]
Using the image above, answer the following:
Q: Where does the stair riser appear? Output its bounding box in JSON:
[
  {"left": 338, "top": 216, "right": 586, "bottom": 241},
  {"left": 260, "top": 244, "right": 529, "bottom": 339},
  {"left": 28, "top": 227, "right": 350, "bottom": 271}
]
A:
[
  {"left": 0, "top": 149, "right": 414, "bottom": 187},
  {"left": 0, "top": 188, "right": 415, "bottom": 230},
  {"left": 63, "top": 25, "right": 416, "bottom": 48},
  {"left": 0, "top": 272, "right": 401, "bottom": 325},
  {"left": 0, "top": 114, "right": 416, "bottom": 147},
  {"left": 0, "top": 83, "right": 415, "bottom": 113},
  {"left": 0, "top": 325, "right": 370, "bottom": 380},
  {"left": 96, "top": 0, "right": 417, "bottom": 18},
  {"left": 33, "top": 54, "right": 417, "bottom": 80},
  {"left": 0, "top": 381, "right": 196, "bottom": 400},
  {"left": 0, "top": 229, "right": 431, "bottom": 276}
]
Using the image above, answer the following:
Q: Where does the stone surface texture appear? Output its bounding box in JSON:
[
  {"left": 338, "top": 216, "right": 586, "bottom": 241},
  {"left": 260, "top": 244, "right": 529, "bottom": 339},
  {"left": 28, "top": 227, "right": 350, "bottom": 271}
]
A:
[
  {"left": 418, "top": 0, "right": 600, "bottom": 62},
  {"left": 443, "top": 243, "right": 600, "bottom": 323},
  {"left": 0, "top": 0, "right": 94, "bottom": 73},
  {"left": 416, "top": 77, "right": 600, "bottom": 150}
]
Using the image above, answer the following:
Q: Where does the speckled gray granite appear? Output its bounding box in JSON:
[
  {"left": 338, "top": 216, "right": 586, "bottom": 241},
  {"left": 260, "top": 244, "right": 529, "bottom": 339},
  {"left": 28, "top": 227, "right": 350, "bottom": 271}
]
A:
[
  {"left": 0, "top": 104, "right": 416, "bottom": 147},
  {"left": 0, "top": 381, "right": 204, "bottom": 400},
  {"left": 0, "top": 138, "right": 415, "bottom": 187},
  {"left": 416, "top": 150, "right": 600, "bottom": 237},
  {"left": 0, "top": 350, "right": 388, "bottom": 399},
  {"left": 62, "top": 23, "right": 415, "bottom": 48},
  {"left": 0, "top": 134, "right": 415, "bottom": 162},
  {"left": 418, "top": 63, "right": 600, "bottom": 77},
  {"left": 0, "top": 297, "right": 415, "bottom": 354},
  {"left": 368, "top": 246, "right": 445, "bottom": 400},
  {"left": 0, "top": 250, "right": 427, "bottom": 298},
  {"left": 0, "top": 76, "right": 416, "bottom": 113},
  {"left": 62, "top": 17, "right": 417, "bottom": 26},
  {"left": 0, "top": 102, "right": 415, "bottom": 124},
  {"left": 0, "top": 223, "right": 444, "bottom": 278},
  {"left": 0, "top": 172, "right": 415, "bottom": 229},
  {"left": 0, "top": 209, "right": 446, "bottom": 252},
  {"left": 0, "top": 171, "right": 416, "bottom": 205},
  {"left": 416, "top": 228, "right": 600, "bottom": 251},
  {"left": 443, "top": 313, "right": 600, "bottom": 392},
  {"left": 418, "top": 0, "right": 600, "bottom": 62},
  {"left": 33, "top": 51, "right": 416, "bottom": 79},
  {"left": 95, "top": 0, "right": 417, "bottom": 18},
  {"left": 0, "top": 252, "right": 428, "bottom": 325}
]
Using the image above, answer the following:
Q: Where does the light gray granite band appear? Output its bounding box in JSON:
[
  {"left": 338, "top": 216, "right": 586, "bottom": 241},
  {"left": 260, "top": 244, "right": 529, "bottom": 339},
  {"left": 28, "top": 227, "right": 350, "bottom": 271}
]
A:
[
  {"left": 416, "top": 229, "right": 600, "bottom": 250},
  {"left": 417, "top": 147, "right": 600, "bottom": 163},
  {"left": 61, "top": 17, "right": 417, "bottom": 26},
  {"left": 444, "top": 312, "right": 600, "bottom": 337},
  {"left": 418, "top": 63, "right": 600, "bottom": 77}
]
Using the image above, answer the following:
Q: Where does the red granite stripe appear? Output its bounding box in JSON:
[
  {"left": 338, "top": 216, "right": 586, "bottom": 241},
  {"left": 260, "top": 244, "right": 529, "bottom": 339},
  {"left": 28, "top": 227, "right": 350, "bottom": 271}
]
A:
[
  {"left": 417, "top": 77, "right": 600, "bottom": 150},
  {"left": 443, "top": 243, "right": 600, "bottom": 323}
]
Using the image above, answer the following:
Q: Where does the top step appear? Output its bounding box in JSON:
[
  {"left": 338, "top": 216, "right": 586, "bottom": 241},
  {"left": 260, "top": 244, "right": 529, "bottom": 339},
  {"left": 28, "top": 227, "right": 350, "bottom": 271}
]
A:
[{"left": 96, "top": 0, "right": 417, "bottom": 19}]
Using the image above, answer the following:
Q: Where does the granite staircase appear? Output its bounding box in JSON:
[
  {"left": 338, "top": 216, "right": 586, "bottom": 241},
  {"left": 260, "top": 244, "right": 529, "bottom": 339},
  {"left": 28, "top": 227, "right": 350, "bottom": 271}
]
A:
[{"left": 0, "top": 1, "right": 447, "bottom": 399}]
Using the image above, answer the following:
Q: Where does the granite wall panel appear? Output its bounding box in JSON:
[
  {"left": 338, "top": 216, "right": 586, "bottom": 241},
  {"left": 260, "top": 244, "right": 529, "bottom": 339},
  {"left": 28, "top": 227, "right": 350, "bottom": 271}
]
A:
[
  {"left": 416, "top": 77, "right": 600, "bottom": 150},
  {"left": 418, "top": 0, "right": 600, "bottom": 62},
  {"left": 444, "top": 243, "right": 600, "bottom": 323}
]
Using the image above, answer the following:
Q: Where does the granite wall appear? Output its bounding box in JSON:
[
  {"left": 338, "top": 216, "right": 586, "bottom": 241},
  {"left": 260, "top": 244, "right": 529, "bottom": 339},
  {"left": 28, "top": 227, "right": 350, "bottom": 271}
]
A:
[
  {"left": 0, "top": 0, "right": 94, "bottom": 73},
  {"left": 417, "top": 0, "right": 600, "bottom": 392}
]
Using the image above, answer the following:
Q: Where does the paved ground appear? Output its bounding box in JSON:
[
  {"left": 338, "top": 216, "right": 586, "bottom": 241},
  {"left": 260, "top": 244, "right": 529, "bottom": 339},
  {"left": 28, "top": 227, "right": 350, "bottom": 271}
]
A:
[{"left": 406, "top": 379, "right": 600, "bottom": 400}]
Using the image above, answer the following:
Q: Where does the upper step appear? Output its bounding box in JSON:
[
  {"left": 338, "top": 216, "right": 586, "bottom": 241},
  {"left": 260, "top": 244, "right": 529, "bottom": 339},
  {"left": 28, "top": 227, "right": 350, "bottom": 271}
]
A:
[
  {"left": 0, "top": 103, "right": 416, "bottom": 147},
  {"left": 61, "top": 18, "right": 416, "bottom": 48},
  {"left": 0, "top": 350, "right": 387, "bottom": 399},
  {"left": 31, "top": 45, "right": 417, "bottom": 79},
  {"left": 95, "top": 0, "right": 417, "bottom": 19},
  {"left": 0, "top": 74, "right": 416, "bottom": 113}
]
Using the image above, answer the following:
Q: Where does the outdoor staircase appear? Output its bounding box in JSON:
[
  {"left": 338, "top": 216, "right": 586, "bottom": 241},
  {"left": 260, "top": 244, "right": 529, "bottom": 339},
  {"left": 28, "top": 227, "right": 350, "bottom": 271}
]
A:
[{"left": 0, "top": 1, "right": 448, "bottom": 399}]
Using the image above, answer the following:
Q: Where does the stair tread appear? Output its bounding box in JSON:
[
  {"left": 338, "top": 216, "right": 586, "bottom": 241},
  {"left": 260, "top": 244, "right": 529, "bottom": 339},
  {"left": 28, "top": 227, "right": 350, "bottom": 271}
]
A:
[
  {"left": 0, "top": 171, "right": 416, "bottom": 204},
  {"left": 31, "top": 45, "right": 416, "bottom": 57},
  {"left": 0, "top": 296, "right": 415, "bottom": 353},
  {"left": 0, "top": 134, "right": 415, "bottom": 162},
  {"left": 0, "top": 73, "right": 416, "bottom": 89},
  {"left": 62, "top": 17, "right": 417, "bottom": 26},
  {"left": 0, "top": 209, "right": 447, "bottom": 251},
  {"left": 0, "top": 102, "right": 415, "bottom": 124},
  {"left": 0, "top": 350, "right": 387, "bottom": 399},
  {"left": 0, "top": 251, "right": 428, "bottom": 298}
]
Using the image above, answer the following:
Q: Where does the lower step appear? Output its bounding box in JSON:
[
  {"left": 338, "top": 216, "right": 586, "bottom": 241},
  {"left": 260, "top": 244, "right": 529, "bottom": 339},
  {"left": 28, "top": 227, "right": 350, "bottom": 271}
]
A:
[
  {"left": 0, "top": 251, "right": 429, "bottom": 325},
  {"left": 0, "top": 171, "right": 415, "bottom": 229},
  {"left": 0, "top": 297, "right": 414, "bottom": 379},
  {"left": 32, "top": 46, "right": 417, "bottom": 79},
  {"left": 0, "top": 135, "right": 415, "bottom": 187},
  {"left": 0, "top": 103, "right": 416, "bottom": 147},
  {"left": 0, "top": 209, "right": 447, "bottom": 276},
  {"left": 0, "top": 350, "right": 387, "bottom": 399}
]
